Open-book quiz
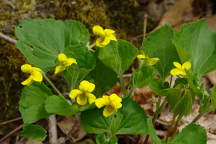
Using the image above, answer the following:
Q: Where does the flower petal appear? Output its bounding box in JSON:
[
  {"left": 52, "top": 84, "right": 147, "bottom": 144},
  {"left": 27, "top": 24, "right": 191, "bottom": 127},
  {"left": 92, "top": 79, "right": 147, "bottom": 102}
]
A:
[
  {"left": 96, "top": 37, "right": 106, "bottom": 47},
  {"left": 101, "top": 37, "right": 111, "bottom": 47},
  {"left": 104, "top": 29, "right": 115, "bottom": 35},
  {"left": 109, "top": 94, "right": 122, "bottom": 103},
  {"left": 137, "top": 54, "right": 146, "bottom": 59},
  {"left": 69, "top": 89, "right": 82, "bottom": 99},
  {"left": 31, "top": 70, "right": 43, "bottom": 82},
  {"left": 77, "top": 95, "right": 87, "bottom": 105},
  {"left": 21, "top": 64, "right": 32, "bottom": 73},
  {"left": 107, "top": 35, "right": 117, "bottom": 41},
  {"left": 93, "top": 25, "right": 105, "bottom": 36},
  {"left": 65, "top": 58, "right": 77, "bottom": 67},
  {"left": 54, "top": 65, "right": 66, "bottom": 74},
  {"left": 109, "top": 94, "right": 122, "bottom": 109},
  {"left": 86, "top": 93, "right": 96, "bottom": 104},
  {"left": 182, "top": 61, "right": 191, "bottom": 70},
  {"left": 95, "top": 98, "right": 105, "bottom": 108},
  {"left": 147, "top": 57, "right": 160, "bottom": 66},
  {"left": 79, "top": 80, "right": 95, "bottom": 92},
  {"left": 21, "top": 76, "right": 33, "bottom": 86},
  {"left": 173, "top": 62, "right": 182, "bottom": 69},
  {"left": 103, "top": 105, "right": 115, "bottom": 117},
  {"left": 58, "top": 53, "right": 67, "bottom": 63},
  {"left": 95, "top": 95, "right": 109, "bottom": 108},
  {"left": 179, "top": 70, "right": 186, "bottom": 76},
  {"left": 170, "top": 68, "right": 181, "bottom": 76}
]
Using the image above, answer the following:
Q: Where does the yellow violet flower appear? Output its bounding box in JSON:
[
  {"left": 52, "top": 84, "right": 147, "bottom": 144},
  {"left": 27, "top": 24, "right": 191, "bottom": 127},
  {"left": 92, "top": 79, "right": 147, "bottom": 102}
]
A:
[
  {"left": 21, "top": 64, "right": 43, "bottom": 86},
  {"left": 54, "top": 53, "right": 77, "bottom": 74},
  {"left": 170, "top": 61, "right": 191, "bottom": 76},
  {"left": 95, "top": 93, "right": 122, "bottom": 117},
  {"left": 69, "top": 80, "right": 96, "bottom": 105},
  {"left": 92, "top": 25, "right": 117, "bottom": 47},
  {"left": 137, "top": 54, "right": 159, "bottom": 66}
]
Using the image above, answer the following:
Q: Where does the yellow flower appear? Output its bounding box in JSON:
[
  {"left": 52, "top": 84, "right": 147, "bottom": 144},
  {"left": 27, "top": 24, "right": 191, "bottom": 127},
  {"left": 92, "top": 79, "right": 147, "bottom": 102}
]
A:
[
  {"left": 92, "top": 25, "right": 117, "bottom": 47},
  {"left": 95, "top": 93, "right": 122, "bottom": 117},
  {"left": 137, "top": 54, "right": 159, "bottom": 66},
  {"left": 54, "top": 53, "right": 77, "bottom": 74},
  {"left": 21, "top": 64, "right": 43, "bottom": 86},
  {"left": 170, "top": 61, "right": 191, "bottom": 76},
  {"left": 69, "top": 80, "right": 96, "bottom": 105}
]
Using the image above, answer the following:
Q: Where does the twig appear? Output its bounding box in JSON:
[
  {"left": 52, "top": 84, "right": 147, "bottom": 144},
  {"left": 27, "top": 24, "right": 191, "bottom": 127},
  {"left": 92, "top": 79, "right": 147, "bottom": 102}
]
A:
[
  {"left": 143, "top": 14, "right": 148, "bottom": 37},
  {"left": 48, "top": 115, "right": 58, "bottom": 144},
  {"left": 0, "top": 125, "right": 23, "bottom": 143},
  {"left": 0, "top": 117, "right": 22, "bottom": 126},
  {"left": 0, "top": 32, "right": 17, "bottom": 44},
  {"left": 191, "top": 112, "right": 205, "bottom": 124}
]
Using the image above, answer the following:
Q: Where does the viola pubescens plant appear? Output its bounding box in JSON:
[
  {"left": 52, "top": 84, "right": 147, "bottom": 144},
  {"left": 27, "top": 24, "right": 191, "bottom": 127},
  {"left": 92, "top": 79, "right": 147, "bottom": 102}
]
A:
[{"left": 16, "top": 19, "right": 216, "bottom": 144}]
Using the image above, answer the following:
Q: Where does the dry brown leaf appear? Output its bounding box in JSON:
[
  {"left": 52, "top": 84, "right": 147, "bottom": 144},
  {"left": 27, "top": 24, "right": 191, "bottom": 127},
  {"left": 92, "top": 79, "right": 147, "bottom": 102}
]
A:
[
  {"left": 57, "top": 117, "right": 86, "bottom": 143},
  {"left": 157, "top": 0, "right": 194, "bottom": 28}
]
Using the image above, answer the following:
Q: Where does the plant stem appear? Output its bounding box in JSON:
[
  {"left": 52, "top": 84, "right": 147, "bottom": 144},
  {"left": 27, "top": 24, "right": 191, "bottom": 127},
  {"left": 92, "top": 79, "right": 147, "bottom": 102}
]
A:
[
  {"left": 165, "top": 115, "right": 182, "bottom": 144},
  {"left": 152, "top": 99, "right": 166, "bottom": 122},
  {"left": 42, "top": 72, "right": 63, "bottom": 97},
  {"left": 144, "top": 98, "right": 166, "bottom": 144},
  {"left": 119, "top": 74, "right": 126, "bottom": 96},
  {"left": 191, "top": 112, "right": 205, "bottom": 124}
]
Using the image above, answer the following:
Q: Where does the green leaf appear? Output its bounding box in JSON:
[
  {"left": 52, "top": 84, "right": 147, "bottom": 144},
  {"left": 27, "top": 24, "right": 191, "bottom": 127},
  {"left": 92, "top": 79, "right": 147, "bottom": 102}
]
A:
[
  {"left": 62, "top": 44, "right": 96, "bottom": 89},
  {"left": 131, "top": 65, "right": 155, "bottom": 88},
  {"left": 64, "top": 20, "right": 90, "bottom": 45},
  {"left": 173, "top": 19, "right": 216, "bottom": 75},
  {"left": 174, "top": 78, "right": 188, "bottom": 87},
  {"left": 149, "top": 78, "right": 169, "bottom": 95},
  {"left": 98, "top": 40, "right": 137, "bottom": 75},
  {"left": 96, "top": 134, "right": 118, "bottom": 144},
  {"left": 160, "top": 88, "right": 195, "bottom": 117},
  {"left": 169, "top": 124, "right": 207, "bottom": 144},
  {"left": 80, "top": 98, "right": 148, "bottom": 135},
  {"left": 19, "top": 83, "right": 52, "bottom": 124},
  {"left": 45, "top": 96, "right": 79, "bottom": 116},
  {"left": 146, "top": 119, "right": 162, "bottom": 144},
  {"left": 199, "top": 93, "right": 210, "bottom": 113},
  {"left": 141, "top": 25, "right": 179, "bottom": 79},
  {"left": 87, "top": 55, "right": 117, "bottom": 96},
  {"left": 20, "top": 124, "right": 47, "bottom": 141},
  {"left": 15, "top": 19, "right": 90, "bottom": 72}
]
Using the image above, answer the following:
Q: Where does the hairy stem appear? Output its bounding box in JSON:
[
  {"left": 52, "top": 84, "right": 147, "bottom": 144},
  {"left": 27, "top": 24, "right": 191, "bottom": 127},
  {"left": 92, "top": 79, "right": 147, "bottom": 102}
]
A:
[
  {"left": 119, "top": 74, "right": 126, "bottom": 96},
  {"left": 144, "top": 98, "right": 166, "bottom": 144},
  {"left": 42, "top": 72, "right": 63, "bottom": 97}
]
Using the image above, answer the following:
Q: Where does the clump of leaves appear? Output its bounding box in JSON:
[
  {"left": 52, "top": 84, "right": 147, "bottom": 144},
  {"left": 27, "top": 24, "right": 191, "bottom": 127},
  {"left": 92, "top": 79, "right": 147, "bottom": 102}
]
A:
[{"left": 14, "top": 18, "right": 216, "bottom": 144}]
